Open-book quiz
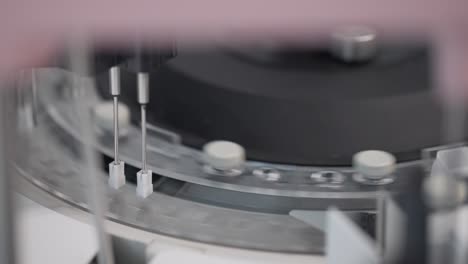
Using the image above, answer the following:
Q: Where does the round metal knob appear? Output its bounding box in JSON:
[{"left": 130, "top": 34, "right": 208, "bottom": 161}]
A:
[
  {"left": 329, "top": 26, "right": 378, "bottom": 63},
  {"left": 203, "top": 140, "right": 245, "bottom": 170},
  {"left": 353, "top": 150, "right": 396, "bottom": 180}
]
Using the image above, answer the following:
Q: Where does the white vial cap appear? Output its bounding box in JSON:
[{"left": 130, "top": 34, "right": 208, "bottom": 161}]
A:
[
  {"left": 353, "top": 150, "right": 396, "bottom": 179},
  {"left": 203, "top": 140, "right": 245, "bottom": 170},
  {"left": 93, "top": 101, "right": 130, "bottom": 136},
  {"left": 137, "top": 170, "right": 153, "bottom": 198},
  {"left": 108, "top": 161, "right": 126, "bottom": 189}
]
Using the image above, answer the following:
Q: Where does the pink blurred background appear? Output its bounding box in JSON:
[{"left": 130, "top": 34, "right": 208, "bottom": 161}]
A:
[{"left": 2, "top": 0, "right": 468, "bottom": 98}]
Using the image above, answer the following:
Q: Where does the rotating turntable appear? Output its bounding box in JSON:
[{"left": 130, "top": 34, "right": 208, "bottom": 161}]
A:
[{"left": 6, "top": 33, "right": 468, "bottom": 263}]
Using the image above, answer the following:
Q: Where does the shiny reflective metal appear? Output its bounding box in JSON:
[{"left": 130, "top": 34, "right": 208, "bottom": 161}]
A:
[
  {"left": 330, "top": 26, "right": 378, "bottom": 63},
  {"left": 8, "top": 68, "right": 431, "bottom": 254},
  {"left": 137, "top": 73, "right": 149, "bottom": 105},
  {"left": 253, "top": 167, "right": 281, "bottom": 182},
  {"left": 110, "top": 67, "right": 121, "bottom": 164},
  {"left": 113, "top": 96, "right": 119, "bottom": 163},
  {"left": 137, "top": 72, "right": 149, "bottom": 173},
  {"left": 310, "top": 171, "right": 345, "bottom": 185},
  {"left": 36, "top": 68, "right": 418, "bottom": 198},
  {"left": 352, "top": 173, "right": 395, "bottom": 186},
  {"left": 203, "top": 164, "right": 243, "bottom": 177},
  {"left": 110, "top": 67, "right": 120, "bottom": 96}
]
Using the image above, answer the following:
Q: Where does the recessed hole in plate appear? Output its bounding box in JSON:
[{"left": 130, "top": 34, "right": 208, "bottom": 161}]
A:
[
  {"left": 253, "top": 167, "right": 281, "bottom": 182},
  {"left": 310, "top": 170, "right": 345, "bottom": 184}
]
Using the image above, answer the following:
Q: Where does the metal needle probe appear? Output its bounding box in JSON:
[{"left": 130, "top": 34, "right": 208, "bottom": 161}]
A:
[
  {"left": 136, "top": 72, "right": 153, "bottom": 198},
  {"left": 134, "top": 44, "right": 147, "bottom": 172},
  {"left": 142, "top": 102, "right": 147, "bottom": 170},
  {"left": 112, "top": 68, "right": 119, "bottom": 163},
  {"left": 139, "top": 73, "right": 148, "bottom": 173},
  {"left": 108, "top": 66, "right": 126, "bottom": 189}
]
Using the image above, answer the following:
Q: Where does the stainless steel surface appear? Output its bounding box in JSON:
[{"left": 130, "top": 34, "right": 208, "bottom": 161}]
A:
[
  {"left": 330, "top": 26, "right": 378, "bottom": 63},
  {"left": 137, "top": 73, "right": 149, "bottom": 104},
  {"left": 110, "top": 67, "right": 121, "bottom": 96},
  {"left": 111, "top": 67, "right": 121, "bottom": 164},
  {"left": 113, "top": 96, "right": 119, "bottom": 164},
  {"left": 141, "top": 104, "right": 147, "bottom": 172},
  {"left": 37, "top": 68, "right": 421, "bottom": 199},
  {"left": 253, "top": 167, "right": 281, "bottom": 182},
  {"left": 8, "top": 67, "right": 441, "bottom": 254},
  {"left": 10, "top": 127, "right": 325, "bottom": 253},
  {"left": 352, "top": 173, "right": 395, "bottom": 186},
  {"left": 310, "top": 171, "right": 345, "bottom": 186},
  {"left": 138, "top": 72, "right": 149, "bottom": 172},
  {"left": 9, "top": 68, "right": 326, "bottom": 252}
]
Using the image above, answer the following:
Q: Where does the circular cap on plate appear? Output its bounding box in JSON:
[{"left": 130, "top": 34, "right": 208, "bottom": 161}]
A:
[
  {"left": 353, "top": 150, "right": 396, "bottom": 179},
  {"left": 93, "top": 101, "right": 130, "bottom": 136},
  {"left": 203, "top": 140, "right": 245, "bottom": 170}
]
